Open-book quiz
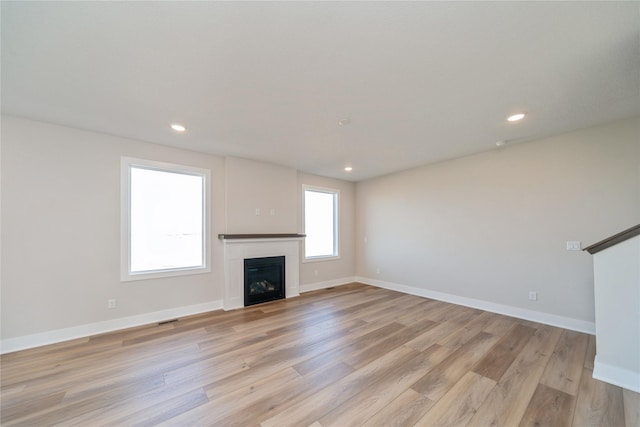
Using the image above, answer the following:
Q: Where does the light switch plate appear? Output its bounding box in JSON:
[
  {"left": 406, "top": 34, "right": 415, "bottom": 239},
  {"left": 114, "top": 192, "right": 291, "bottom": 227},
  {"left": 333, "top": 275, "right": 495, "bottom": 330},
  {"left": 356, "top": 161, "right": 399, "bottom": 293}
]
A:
[{"left": 566, "top": 241, "right": 581, "bottom": 251}]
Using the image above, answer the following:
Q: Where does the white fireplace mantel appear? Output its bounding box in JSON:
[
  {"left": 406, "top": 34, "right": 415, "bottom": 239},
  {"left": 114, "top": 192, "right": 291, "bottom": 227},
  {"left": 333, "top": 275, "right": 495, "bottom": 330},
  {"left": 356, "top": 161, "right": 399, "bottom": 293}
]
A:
[{"left": 219, "top": 234, "right": 304, "bottom": 310}]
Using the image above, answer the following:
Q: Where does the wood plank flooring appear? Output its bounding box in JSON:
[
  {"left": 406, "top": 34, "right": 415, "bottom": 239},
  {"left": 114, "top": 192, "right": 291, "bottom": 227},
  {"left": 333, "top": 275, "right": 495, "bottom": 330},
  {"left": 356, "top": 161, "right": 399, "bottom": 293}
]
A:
[{"left": 1, "top": 283, "right": 638, "bottom": 426}]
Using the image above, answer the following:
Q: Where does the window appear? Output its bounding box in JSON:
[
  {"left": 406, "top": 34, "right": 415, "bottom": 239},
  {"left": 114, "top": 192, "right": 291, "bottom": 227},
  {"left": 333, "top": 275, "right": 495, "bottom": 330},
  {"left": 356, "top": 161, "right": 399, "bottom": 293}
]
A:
[
  {"left": 121, "top": 157, "right": 210, "bottom": 281},
  {"left": 303, "top": 185, "right": 339, "bottom": 260}
]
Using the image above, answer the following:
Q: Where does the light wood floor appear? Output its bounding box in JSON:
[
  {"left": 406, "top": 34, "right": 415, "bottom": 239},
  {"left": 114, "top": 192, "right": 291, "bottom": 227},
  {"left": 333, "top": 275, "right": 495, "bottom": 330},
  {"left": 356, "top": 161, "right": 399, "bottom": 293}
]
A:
[{"left": 2, "top": 283, "right": 638, "bottom": 426}]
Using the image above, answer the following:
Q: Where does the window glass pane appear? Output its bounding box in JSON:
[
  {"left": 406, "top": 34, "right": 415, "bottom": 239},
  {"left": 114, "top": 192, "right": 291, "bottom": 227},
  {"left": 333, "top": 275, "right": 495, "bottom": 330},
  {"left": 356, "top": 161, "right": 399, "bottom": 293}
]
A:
[
  {"left": 305, "top": 189, "right": 336, "bottom": 258},
  {"left": 130, "top": 167, "right": 204, "bottom": 272}
]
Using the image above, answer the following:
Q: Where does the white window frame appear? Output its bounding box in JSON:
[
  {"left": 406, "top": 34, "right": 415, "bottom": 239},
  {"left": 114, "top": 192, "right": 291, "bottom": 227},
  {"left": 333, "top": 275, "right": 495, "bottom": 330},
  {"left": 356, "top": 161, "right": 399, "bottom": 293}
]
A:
[
  {"left": 302, "top": 185, "right": 340, "bottom": 262},
  {"left": 120, "top": 157, "right": 211, "bottom": 282}
]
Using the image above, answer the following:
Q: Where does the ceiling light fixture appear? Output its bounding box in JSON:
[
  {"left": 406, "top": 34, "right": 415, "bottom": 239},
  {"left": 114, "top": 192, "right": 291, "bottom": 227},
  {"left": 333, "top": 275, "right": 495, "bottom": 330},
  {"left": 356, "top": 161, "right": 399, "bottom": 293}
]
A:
[
  {"left": 344, "top": 166, "right": 353, "bottom": 172},
  {"left": 338, "top": 118, "right": 351, "bottom": 126},
  {"left": 507, "top": 113, "right": 526, "bottom": 122},
  {"left": 171, "top": 123, "right": 186, "bottom": 132},
  {"left": 495, "top": 140, "right": 506, "bottom": 147}
]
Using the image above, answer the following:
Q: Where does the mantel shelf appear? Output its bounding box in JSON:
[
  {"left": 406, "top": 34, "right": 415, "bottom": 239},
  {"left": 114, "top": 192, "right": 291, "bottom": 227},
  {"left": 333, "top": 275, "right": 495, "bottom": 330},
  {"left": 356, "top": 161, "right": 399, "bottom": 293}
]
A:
[
  {"left": 584, "top": 224, "right": 640, "bottom": 255},
  {"left": 218, "top": 233, "right": 305, "bottom": 240}
]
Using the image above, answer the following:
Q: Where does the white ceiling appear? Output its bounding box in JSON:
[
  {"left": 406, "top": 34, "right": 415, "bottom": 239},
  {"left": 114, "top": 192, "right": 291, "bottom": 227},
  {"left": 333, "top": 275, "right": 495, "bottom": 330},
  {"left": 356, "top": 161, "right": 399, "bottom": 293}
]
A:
[{"left": 2, "top": 1, "right": 639, "bottom": 181}]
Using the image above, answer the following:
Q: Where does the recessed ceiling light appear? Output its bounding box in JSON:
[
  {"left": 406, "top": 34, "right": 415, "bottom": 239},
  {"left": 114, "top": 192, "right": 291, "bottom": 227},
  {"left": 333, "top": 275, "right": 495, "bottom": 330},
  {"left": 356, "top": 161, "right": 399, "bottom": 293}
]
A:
[
  {"left": 495, "top": 140, "right": 506, "bottom": 147},
  {"left": 507, "top": 113, "right": 526, "bottom": 122},
  {"left": 338, "top": 118, "right": 351, "bottom": 126},
  {"left": 171, "top": 123, "right": 186, "bottom": 132},
  {"left": 344, "top": 166, "right": 353, "bottom": 172}
]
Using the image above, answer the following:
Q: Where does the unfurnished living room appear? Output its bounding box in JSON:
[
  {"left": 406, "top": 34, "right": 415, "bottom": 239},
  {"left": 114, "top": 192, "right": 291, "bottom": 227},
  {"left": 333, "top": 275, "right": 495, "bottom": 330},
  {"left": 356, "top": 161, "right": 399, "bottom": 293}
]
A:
[{"left": 1, "top": 1, "right": 639, "bottom": 426}]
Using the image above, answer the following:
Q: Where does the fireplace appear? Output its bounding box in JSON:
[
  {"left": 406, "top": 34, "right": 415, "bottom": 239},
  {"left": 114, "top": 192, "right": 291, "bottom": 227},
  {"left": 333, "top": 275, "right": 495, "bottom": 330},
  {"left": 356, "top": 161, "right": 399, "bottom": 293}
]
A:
[
  {"left": 244, "top": 256, "right": 285, "bottom": 306},
  {"left": 219, "top": 234, "right": 302, "bottom": 310}
]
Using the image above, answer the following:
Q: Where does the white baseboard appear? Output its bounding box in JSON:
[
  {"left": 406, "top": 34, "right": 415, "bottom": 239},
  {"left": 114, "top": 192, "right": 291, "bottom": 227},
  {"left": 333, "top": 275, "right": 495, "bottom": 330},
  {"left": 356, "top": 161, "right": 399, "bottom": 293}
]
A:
[
  {"left": 0, "top": 300, "right": 223, "bottom": 355},
  {"left": 299, "top": 277, "right": 357, "bottom": 293},
  {"left": 356, "top": 276, "right": 596, "bottom": 335},
  {"left": 593, "top": 355, "right": 640, "bottom": 392},
  {"left": 2, "top": 278, "right": 597, "bottom": 355}
]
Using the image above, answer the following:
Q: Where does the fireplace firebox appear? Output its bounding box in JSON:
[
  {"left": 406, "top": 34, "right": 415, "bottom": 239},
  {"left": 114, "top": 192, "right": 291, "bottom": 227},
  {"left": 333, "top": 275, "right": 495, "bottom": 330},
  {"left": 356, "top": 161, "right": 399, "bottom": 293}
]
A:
[{"left": 244, "top": 256, "right": 285, "bottom": 306}]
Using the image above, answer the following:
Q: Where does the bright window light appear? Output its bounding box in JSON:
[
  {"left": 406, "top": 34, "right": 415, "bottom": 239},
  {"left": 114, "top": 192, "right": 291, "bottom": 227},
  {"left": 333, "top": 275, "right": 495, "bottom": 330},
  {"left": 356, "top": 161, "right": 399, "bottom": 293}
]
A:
[
  {"left": 304, "top": 186, "right": 339, "bottom": 259},
  {"left": 121, "top": 158, "right": 210, "bottom": 281}
]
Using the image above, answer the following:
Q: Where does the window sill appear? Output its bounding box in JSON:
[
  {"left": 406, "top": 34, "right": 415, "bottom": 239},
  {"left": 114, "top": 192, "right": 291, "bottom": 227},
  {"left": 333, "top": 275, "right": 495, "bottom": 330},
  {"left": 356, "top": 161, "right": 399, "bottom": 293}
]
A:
[
  {"left": 303, "top": 255, "right": 341, "bottom": 263},
  {"left": 121, "top": 266, "right": 210, "bottom": 282}
]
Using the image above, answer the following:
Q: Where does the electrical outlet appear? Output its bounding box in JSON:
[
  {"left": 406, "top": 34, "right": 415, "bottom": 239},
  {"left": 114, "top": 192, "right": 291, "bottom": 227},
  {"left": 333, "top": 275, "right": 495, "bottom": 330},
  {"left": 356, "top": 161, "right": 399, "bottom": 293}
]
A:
[
  {"left": 255, "top": 208, "right": 261, "bottom": 216},
  {"left": 528, "top": 291, "right": 538, "bottom": 301},
  {"left": 107, "top": 299, "right": 117, "bottom": 309}
]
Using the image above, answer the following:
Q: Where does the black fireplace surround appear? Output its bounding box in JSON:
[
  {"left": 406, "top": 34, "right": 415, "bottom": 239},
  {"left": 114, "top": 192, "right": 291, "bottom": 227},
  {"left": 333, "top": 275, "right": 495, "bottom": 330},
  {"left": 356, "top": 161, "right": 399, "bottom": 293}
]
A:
[{"left": 244, "top": 256, "right": 285, "bottom": 306}]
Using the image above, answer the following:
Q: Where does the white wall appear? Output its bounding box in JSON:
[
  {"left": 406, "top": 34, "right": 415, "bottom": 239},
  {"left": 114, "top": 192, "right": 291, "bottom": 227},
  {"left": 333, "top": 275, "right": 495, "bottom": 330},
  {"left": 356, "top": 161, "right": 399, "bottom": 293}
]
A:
[
  {"left": 297, "top": 172, "right": 356, "bottom": 290},
  {"left": 356, "top": 117, "right": 640, "bottom": 329},
  {"left": 0, "top": 115, "right": 357, "bottom": 351},
  {"left": 225, "top": 157, "right": 297, "bottom": 234},
  {"left": 592, "top": 235, "right": 640, "bottom": 392},
  {"left": 1, "top": 115, "right": 227, "bottom": 344},
  {"left": 3, "top": 113, "right": 637, "bottom": 351}
]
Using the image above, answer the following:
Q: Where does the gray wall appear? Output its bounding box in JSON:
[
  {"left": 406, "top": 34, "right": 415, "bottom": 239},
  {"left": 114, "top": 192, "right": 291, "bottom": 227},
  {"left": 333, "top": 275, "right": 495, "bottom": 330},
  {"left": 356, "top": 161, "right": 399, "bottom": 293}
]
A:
[
  {"left": 225, "top": 156, "right": 298, "bottom": 234},
  {"left": 297, "top": 172, "right": 356, "bottom": 288},
  {"left": 2, "top": 113, "right": 638, "bottom": 347},
  {"left": 356, "top": 116, "right": 639, "bottom": 325},
  {"left": 1, "top": 116, "right": 227, "bottom": 339},
  {"left": 0, "top": 115, "right": 357, "bottom": 344}
]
